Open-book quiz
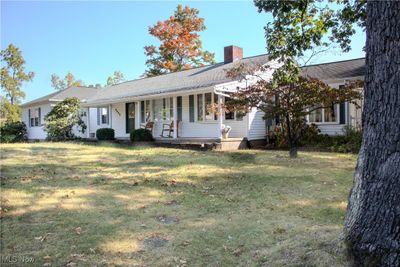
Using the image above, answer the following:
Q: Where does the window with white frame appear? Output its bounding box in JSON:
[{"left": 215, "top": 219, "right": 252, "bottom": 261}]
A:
[
  {"left": 29, "top": 108, "right": 40, "bottom": 127},
  {"left": 97, "top": 107, "right": 109, "bottom": 125},
  {"left": 196, "top": 92, "right": 218, "bottom": 122},
  {"left": 140, "top": 100, "right": 151, "bottom": 123},
  {"left": 224, "top": 96, "right": 244, "bottom": 121},
  {"left": 152, "top": 98, "right": 175, "bottom": 121},
  {"left": 308, "top": 104, "right": 339, "bottom": 123}
]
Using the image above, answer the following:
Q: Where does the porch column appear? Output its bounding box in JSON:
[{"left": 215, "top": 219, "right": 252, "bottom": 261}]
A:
[
  {"left": 218, "top": 94, "right": 223, "bottom": 139},
  {"left": 173, "top": 96, "right": 178, "bottom": 138},
  {"left": 87, "top": 107, "right": 91, "bottom": 138}
]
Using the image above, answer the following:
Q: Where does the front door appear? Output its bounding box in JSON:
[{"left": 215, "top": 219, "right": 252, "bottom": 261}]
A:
[{"left": 126, "top": 102, "right": 135, "bottom": 133}]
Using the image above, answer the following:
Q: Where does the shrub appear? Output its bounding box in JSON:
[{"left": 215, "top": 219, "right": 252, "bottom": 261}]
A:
[
  {"left": 130, "top": 129, "right": 153, "bottom": 142},
  {"left": 44, "top": 97, "right": 86, "bottom": 141},
  {"left": 330, "top": 126, "right": 362, "bottom": 153},
  {"left": 96, "top": 128, "right": 115, "bottom": 140},
  {"left": 267, "top": 123, "right": 362, "bottom": 153},
  {"left": 267, "top": 121, "right": 320, "bottom": 149},
  {"left": 0, "top": 121, "right": 27, "bottom": 143}
]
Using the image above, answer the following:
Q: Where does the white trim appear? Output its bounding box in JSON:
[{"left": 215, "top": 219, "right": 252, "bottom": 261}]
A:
[{"left": 173, "top": 96, "right": 177, "bottom": 139}]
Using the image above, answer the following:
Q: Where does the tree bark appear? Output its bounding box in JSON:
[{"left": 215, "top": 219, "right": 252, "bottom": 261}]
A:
[
  {"left": 344, "top": 1, "right": 400, "bottom": 267},
  {"left": 286, "top": 114, "right": 298, "bottom": 158}
]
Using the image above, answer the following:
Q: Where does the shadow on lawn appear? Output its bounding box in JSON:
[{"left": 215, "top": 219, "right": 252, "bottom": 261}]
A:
[{"left": 0, "top": 143, "right": 353, "bottom": 266}]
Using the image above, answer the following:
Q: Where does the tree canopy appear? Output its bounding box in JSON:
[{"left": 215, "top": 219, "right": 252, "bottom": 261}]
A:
[
  {"left": 0, "top": 44, "right": 35, "bottom": 105},
  {"left": 51, "top": 72, "right": 83, "bottom": 91},
  {"left": 254, "top": 0, "right": 366, "bottom": 63},
  {"left": 0, "top": 44, "right": 35, "bottom": 123},
  {"left": 106, "top": 70, "right": 125, "bottom": 86},
  {"left": 44, "top": 97, "right": 86, "bottom": 141},
  {"left": 226, "top": 60, "right": 362, "bottom": 157},
  {"left": 144, "top": 5, "right": 215, "bottom": 77}
]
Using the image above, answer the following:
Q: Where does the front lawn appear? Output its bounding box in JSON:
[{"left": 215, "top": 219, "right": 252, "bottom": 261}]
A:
[{"left": 0, "top": 142, "right": 356, "bottom": 266}]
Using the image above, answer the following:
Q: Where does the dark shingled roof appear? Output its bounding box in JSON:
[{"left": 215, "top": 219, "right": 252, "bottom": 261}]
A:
[
  {"left": 21, "top": 86, "right": 99, "bottom": 107},
  {"left": 301, "top": 57, "right": 365, "bottom": 80}
]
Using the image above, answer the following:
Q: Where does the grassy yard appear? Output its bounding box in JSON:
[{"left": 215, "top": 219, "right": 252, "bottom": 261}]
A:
[{"left": 0, "top": 142, "right": 356, "bottom": 266}]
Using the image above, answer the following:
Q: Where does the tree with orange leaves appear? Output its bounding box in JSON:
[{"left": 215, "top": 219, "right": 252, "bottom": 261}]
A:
[{"left": 144, "top": 5, "right": 215, "bottom": 77}]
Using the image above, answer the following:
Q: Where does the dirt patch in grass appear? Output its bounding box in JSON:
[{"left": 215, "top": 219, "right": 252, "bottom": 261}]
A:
[
  {"left": 156, "top": 215, "right": 179, "bottom": 224},
  {"left": 0, "top": 142, "right": 356, "bottom": 266},
  {"left": 142, "top": 236, "right": 169, "bottom": 249}
]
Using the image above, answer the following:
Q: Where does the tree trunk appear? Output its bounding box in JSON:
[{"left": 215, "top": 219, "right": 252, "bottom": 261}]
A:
[
  {"left": 344, "top": 2, "right": 400, "bottom": 267},
  {"left": 286, "top": 115, "right": 298, "bottom": 158}
]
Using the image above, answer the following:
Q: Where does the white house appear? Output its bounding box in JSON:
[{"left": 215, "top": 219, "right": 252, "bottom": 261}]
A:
[
  {"left": 20, "top": 86, "right": 99, "bottom": 140},
  {"left": 21, "top": 46, "right": 365, "bottom": 148}
]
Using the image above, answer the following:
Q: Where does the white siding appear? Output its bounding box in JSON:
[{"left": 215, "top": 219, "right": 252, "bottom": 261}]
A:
[
  {"left": 22, "top": 104, "right": 51, "bottom": 140},
  {"left": 102, "top": 94, "right": 249, "bottom": 139},
  {"left": 317, "top": 124, "right": 346, "bottom": 135},
  {"left": 89, "top": 107, "right": 111, "bottom": 137},
  {"left": 247, "top": 108, "right": 267, "bottom": 140}
]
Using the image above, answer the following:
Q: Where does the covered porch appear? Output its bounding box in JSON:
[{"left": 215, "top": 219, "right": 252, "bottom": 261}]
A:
[{"left": 84, "top": 87, "right": 249, "bottom": 142}]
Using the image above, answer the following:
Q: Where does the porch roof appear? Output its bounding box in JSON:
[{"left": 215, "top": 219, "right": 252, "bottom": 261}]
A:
[{"left": 84, "top": 54, "right": 270, "bottom": 106}]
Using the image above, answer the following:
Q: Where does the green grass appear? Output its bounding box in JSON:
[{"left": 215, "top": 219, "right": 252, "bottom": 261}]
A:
[{"left": 0, "top": 142, "right": 356, "bottom": 266}]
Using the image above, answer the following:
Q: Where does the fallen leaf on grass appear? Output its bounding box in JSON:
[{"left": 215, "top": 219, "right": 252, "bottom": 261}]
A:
[
  {"left": 182, "top": 240, "right": 191, "bottom": 246},
  {"left": 75, "top": 227, "right": 82, "bottom": 235},
  {"left": 35, "top": 233, "right": 52, "bottom": 242},
  {"left": 43, "top": 255, "right": 52, "bottom": 261},
  {"left": 233, "top": 245, "right": 244, "bottom": 257},
  {"left": 65, "top": 261, "right": 77, "bottom": 267}
]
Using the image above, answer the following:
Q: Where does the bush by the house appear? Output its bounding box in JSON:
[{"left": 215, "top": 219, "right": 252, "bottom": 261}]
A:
[
  {"left": 267, "top": 121, "right": 320, "bottom": 149},
  {"left": 267, "top": 123, "right": 362, "bottom": 153},
  {"left": 0, "top": 121, "right": 27, "bottom": 143},
  {"left": 96, "top": 128, "right": 115, "bottom": 140},
  {"left": 44, "top": 97, "right": 86, "bottom": 141},
  {"left": 130, "top": 129, "right": 153, "bottom": 142}
]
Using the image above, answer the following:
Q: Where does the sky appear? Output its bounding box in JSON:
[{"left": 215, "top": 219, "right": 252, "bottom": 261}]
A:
[{"left": 1, "top": 0, "right": 366, "bottom": 103}]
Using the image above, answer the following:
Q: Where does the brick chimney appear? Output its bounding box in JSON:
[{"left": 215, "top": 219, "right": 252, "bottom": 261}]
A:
[{"left": 224, "top": 45, "right": 243, "bottom": 63}]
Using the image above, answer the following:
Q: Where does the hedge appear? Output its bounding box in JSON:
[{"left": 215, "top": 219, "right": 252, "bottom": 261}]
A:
[
  {"left": 130, "top": 129, "right": 153, "bottom": 142},
  {"left": 96, "top": 128, "right": 115, "bottom": 140}
]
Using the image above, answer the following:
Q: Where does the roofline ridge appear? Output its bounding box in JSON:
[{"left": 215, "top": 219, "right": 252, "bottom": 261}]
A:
[{"left": 301, "top": 57, "right": 365, "bottom": 68}]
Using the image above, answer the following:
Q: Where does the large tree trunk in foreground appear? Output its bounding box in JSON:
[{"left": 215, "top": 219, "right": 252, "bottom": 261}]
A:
[{"left": 344, "top": 1, "right": 400, "bottom": 266}]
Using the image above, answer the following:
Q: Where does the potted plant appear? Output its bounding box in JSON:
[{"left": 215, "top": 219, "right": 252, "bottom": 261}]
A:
[{"left": 221, "top": 125, "right": 232, "bottom": 139}]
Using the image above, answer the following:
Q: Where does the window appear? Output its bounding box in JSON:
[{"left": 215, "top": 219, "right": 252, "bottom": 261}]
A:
[
  {"left": 324, "top": 104, "right": 337, "bottom": 122},
  {"left": 177, "top": 96, "right": 182, "bottom": 121},
  {"left": 140, "top": 101, "right": 151, "bottom": 123},
  {"left": 308, "top": 108, "right": 322, "bottom": 123},
  {"left": 189, "top": 95, "right": 195, "bottom": 122},
  {"left": 97, "top": 107, "right": 109, "bottom": 125},
  {"left": 224, "top": 97, "right": 234, "bottom": 120},
  {"left": 145, "top": 100, "right": 151, "bottom": 122},
  {"left": 224, "top": 97, "right": 243, "bottom": 121},
  {"left": 197, "top": 94, "right": 203, "bottom": 121},
  {"left": 101, "top": 107, "right": 108, "bottom": 124},
  {"left": 308, "top": 104, "right": 339, "bottom": 123},
  {"left": 195, "top": 92, "right": 221, "bottom": 122},
  {"left": 205, "top": 93, "right": 213, "bottom": 120},
  {"left": 29, "top": 108, "right": 40, "bottom": 127}
]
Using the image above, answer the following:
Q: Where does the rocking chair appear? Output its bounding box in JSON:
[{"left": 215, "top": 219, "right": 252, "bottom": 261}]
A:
[
  {"left": 161, "top": 120, "right": 179, "bottom": 138},
  {"left": 140, "top": 121, "right": 154, "bottom": 133}
]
